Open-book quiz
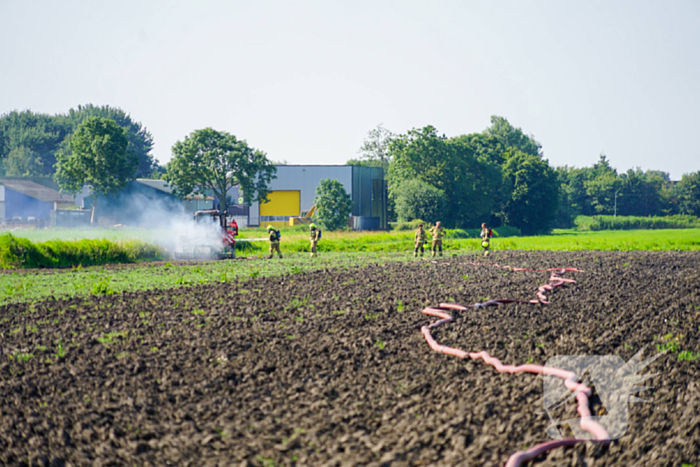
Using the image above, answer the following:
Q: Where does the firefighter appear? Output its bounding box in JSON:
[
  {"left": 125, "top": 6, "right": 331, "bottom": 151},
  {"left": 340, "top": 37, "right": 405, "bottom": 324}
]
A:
[
  {"left": 225, "top": 219, "right": 238, "bottom": 257},
  {"left": 309, "top": 223, "right": 321, "bottom": 257},
  {"left": 414, "top": 223, "right": 427, "bottom": 257},
  {"left": 428, "top": 221, "right": 445, "bottom": 257},
  {"left": 480, "top": 223, "right": 492, "bottom": 256},
  {"left": 267, "top": 225, "right": 282, "bottom": 259}
]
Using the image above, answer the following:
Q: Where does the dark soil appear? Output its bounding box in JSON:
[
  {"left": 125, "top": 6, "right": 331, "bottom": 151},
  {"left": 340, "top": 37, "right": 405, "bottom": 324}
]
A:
[{"left": 1, "top": 251, "right": 699, "bottom": 467}]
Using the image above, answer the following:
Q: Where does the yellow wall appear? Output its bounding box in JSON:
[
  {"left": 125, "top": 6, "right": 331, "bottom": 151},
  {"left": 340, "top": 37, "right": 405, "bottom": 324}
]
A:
[{"left": 260, "top": 190, "right": 301, "bottom": 216}]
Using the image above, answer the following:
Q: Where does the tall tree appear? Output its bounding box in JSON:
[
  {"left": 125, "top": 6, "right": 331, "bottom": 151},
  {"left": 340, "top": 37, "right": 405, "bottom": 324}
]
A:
[
  {"left": 554, "top": 166, "right": 578, "bottom": 228},
  {"left": 448, "top": 134, "right": 504, "bottom": 224},
  {"left": 584, "top": 154, "right": 621, "bottom": 214},
  {"left": 54, "top": 117, "right": 137, "bottom": 223},
  {"left": 2, "top": 146, "right": 44, "bottom": 177},
  {"left": 313, "top": 178, "right": 353, "bottom": 231},
  {"left": 616, "top": 168, "right": 667, "bottom": 216},
  {"left": 347, "top": 124, "right": 395, "bottom": 170},
  {"left": 389, "top": 126, "right": 496, "bottom": 227},
  {"left": 62, "top": 105, "right": 156, "bottom": 178},
  {"left": 498, "top": 149, "right": 559, "bottom": 235},
  {"left": 484, "top": 116, "right": 541, "bottom": 157},
  {"left": 165, "top": 128, "right": 276, "bottom": 224},
  {"left": 676, "top": 171, "right": 700, "bottom": 217},
  {"left": 0, "top": 105, "right": 155, "bottom": 178},
  {"left": 0, "top": 110, "right": 72, "bottom": 176}
]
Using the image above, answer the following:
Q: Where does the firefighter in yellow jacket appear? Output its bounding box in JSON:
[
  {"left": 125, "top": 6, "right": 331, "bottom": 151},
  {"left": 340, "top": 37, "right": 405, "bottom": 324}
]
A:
[
  {"left": 414, "top": 223, "right": 427, "bottom": 257},
  {"left": 309, "top": 223, "right": 321, "bottom": 257},
  {"left": 267, "top": 225, "right": 282, "bottom": 259},
  {"left": 480, "top": 223, "right": 492, "bottom": 256},
  {"left": 428, "top": 221, "right": 445, "bottom": 257}
]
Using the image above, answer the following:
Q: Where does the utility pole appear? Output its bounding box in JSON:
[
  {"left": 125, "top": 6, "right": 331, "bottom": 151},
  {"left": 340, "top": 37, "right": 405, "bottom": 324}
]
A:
[{"left": 614, "top": 190, "right": 619, "bottom": 219}]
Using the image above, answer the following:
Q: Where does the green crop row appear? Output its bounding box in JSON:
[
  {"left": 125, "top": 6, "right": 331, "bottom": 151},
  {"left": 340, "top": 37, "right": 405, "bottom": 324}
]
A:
[{"left": 0, "top": 233, "right": 163, "bottom": 269}]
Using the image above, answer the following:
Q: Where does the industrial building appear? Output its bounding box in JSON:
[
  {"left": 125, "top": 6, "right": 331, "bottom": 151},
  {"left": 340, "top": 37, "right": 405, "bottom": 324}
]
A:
[{"left": 247, "top": 165, "right": 387, "bottom": 230}]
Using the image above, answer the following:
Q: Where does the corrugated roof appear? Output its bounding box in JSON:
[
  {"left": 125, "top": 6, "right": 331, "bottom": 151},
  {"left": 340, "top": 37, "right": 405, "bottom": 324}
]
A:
[
  {"left": 0, "top": 179, "right": 74, "bottom": 203},
  {"left": 135, "top": 179, "right": 175, "bottom": 194}
]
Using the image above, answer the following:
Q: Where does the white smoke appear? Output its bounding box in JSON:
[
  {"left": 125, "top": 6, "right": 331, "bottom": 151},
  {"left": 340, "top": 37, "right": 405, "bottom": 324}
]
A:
[
  {"left": 98, "top": 192, "right": 227, "bottom": 260},
  {"left": 157, "top": 215, "right": 225, "bottom": 260}
]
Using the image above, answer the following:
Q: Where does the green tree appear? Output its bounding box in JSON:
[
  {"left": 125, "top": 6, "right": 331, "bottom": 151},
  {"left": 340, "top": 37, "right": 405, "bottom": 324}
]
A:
[
  {"left": 165, "top": 128, "right": 276, "bottom": 224},
  {"left": 0, "top": 110, "right": 71, "bottom": 175},
  {"left": 557, "top": 165, "right": 596, "bottom": 217},
  {"left": 583, "top": 154, "right": 621, "bottom": 214},
  {"left": 54, "top": 117, "right": 136, "bottom": 223},
  {"left": 448, "top": 134, "right": 503, "bottom": 224},
  {"left": 616, "top": 168, "right": 666, "bottom": 216},
  {"left": 498, "top": 149, "right": 559, "bottom": 234},
  {"left": 676, "top": 171, "right": 700, "bottom": 216},
  {"left": 484, "top": 116, "right": 541, "bottom": 157},
  {"left": 389, "top": 126, "right": 495, "bottom": 227},
  {"left": 0, "top": 105, "right": 155, "bottom": 178},
  {"left": 346, "top": 124, "right": 395, "bottom": 170},
  {"left": 2, "top": 146, "right": 44, "bottom": 177},
  {"left": 62, "top": 104, "right": 156, "bottom": 178},
  {"left": 393, "top": 178, "right": 446, "bottom": 224},
  {"left": 553, "top": 166, "right": 578, "bottom": 228},
  {"left": 313, "top": 178, "right": 353, "bottom": 231}
]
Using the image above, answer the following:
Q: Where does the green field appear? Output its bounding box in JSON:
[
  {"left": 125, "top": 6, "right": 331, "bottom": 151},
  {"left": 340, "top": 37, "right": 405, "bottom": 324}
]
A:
[
  {"left": 9, "top": 225, "right": 700, "bottom": 253},
  {"left": 1, "top": 227, "right": 699, "bottom": 305}
]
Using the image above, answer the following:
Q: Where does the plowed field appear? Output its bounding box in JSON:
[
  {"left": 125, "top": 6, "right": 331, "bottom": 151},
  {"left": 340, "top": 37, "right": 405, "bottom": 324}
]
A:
[{"left": 1, "top": 251, "right": 699, "bottom": 467}]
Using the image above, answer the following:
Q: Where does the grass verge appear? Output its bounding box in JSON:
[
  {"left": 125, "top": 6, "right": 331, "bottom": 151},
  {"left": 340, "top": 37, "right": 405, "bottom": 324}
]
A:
[{"left": 0, "top": 233, "right": 163, "bottom": 269}]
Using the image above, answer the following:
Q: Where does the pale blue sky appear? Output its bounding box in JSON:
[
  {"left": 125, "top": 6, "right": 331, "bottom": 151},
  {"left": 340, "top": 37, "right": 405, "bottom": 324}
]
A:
[{"left": 1, "top": 0, "right": 698, "bottom": 179}]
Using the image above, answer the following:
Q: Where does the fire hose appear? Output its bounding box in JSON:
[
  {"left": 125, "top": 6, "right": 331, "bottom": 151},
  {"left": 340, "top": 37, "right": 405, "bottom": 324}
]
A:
[{"left": 419, "top": 263, "right": 611, "bottom": 466}]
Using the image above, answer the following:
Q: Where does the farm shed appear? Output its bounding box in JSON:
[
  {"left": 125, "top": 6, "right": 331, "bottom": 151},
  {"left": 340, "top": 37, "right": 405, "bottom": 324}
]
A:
[{"left": 0, "top": 178, "right": 74, "bottom": 225}]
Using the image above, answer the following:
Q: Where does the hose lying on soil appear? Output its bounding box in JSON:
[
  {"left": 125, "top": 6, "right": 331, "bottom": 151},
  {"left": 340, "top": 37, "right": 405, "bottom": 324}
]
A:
[{"left": 420, "top": 263, "right": 610, "bottom": 467}]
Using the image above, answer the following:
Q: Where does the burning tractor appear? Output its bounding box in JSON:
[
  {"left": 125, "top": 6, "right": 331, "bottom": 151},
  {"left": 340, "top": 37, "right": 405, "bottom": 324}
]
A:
[{"left": 173, "top": 209, "right": 239, "bottom": 260}]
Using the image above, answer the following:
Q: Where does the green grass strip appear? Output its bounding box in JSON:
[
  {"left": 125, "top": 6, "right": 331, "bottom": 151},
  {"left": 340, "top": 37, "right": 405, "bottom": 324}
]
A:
[
  {"left": 0, "top": 233, "right": 163, "bottom": 269},
  {"left": 0, "top": 251, "right": 416, "bottom": 305}
]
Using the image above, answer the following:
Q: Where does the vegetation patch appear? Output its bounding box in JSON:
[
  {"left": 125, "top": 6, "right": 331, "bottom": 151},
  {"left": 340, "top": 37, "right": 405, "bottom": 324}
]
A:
[
  {"left": 575, "top": 214, "right": 700, "bottom": 231},
  {"left": 0, "top": 233, "right": 162, "bottom": 269}
]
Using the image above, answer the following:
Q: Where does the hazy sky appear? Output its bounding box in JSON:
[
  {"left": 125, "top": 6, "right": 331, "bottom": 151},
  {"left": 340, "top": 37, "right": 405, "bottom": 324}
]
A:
[{"left": 1, "top": 0, "right": 698, "bottom": 179}]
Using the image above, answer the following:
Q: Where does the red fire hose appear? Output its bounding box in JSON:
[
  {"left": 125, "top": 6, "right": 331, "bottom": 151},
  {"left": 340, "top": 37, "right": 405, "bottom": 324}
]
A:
[{"left": 419, "top": 264, "right": 611, "bottom": 466}]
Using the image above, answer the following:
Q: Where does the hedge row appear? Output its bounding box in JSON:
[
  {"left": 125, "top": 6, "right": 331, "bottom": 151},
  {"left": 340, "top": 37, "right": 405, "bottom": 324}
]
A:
[{"left": 574, "top": 215, "right": 700, "bottom": 231}]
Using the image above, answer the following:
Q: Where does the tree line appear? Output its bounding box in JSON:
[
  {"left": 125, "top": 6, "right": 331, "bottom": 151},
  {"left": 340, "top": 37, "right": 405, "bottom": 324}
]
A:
[
  {"left": 0, "top": 107, "right": 275, "bottom": 225},
  {"left": 0, "top": 105, "right": 158, "bottom": 179},
  {"left": 2, "top": 105, "right": 698, "bottom": 233},
  {"left": 349, "top": 118, "right": 700, "bottom": 234}
]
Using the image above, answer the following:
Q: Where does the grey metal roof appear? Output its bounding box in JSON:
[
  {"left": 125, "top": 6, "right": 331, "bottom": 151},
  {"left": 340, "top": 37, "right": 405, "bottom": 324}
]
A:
[
  {"left": 0, "top": 179, "right": 74, "bottom": 203},
  {"left": 135, "top": 179, "right": 175, "bottom": 194}
]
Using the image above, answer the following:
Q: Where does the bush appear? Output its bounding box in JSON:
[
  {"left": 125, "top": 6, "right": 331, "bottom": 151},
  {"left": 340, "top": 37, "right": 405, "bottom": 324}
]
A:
[
  {"left": 0, "top": 233, "right": 163, "bottom": 269},
  {"left": 393, "top": 179, "right": 447, "bottom": 225},
  {"left": 313, "top": 178, "right": 353, "bottom": 231},
  {"left": 574, "top": 215, "right": 700, "bottom": 231}
]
